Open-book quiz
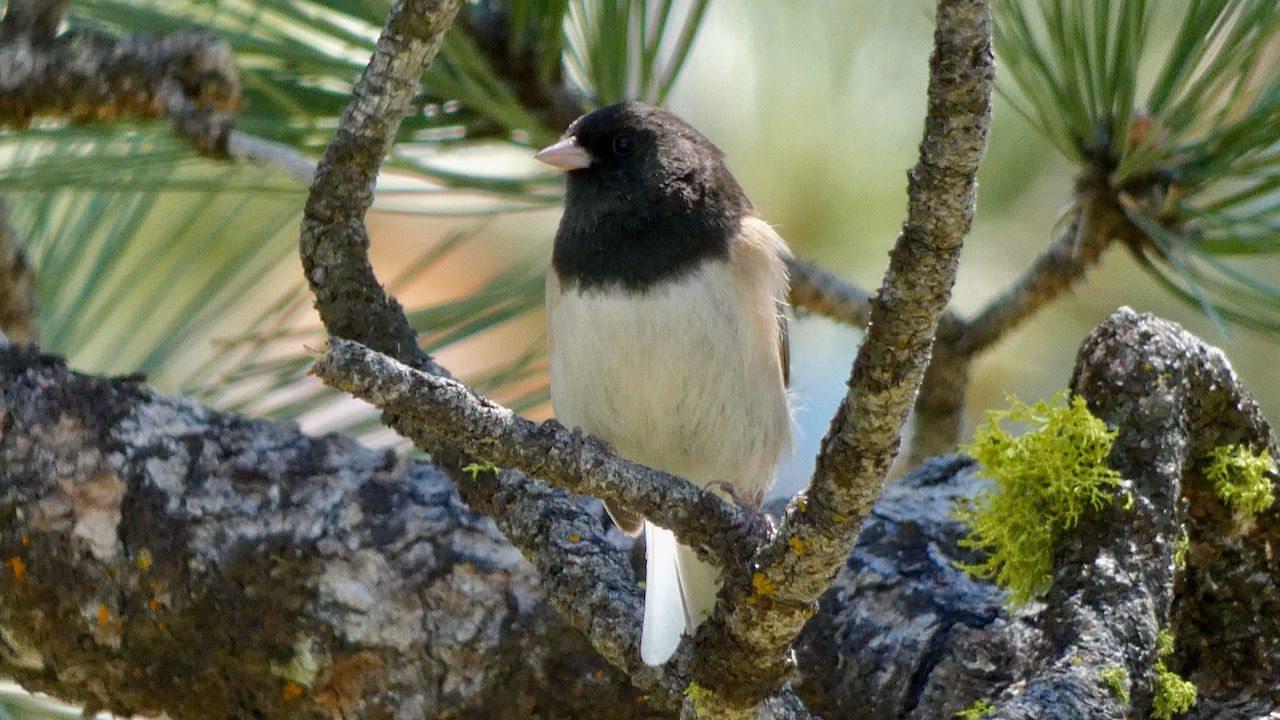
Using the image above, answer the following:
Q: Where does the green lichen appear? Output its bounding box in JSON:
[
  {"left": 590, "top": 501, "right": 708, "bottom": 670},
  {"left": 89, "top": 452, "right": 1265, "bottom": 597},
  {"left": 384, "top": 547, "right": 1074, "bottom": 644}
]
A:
[
  {"left": 1173, "top": 531, "right": 1189, "bottom": 569},
  {"left": 1204, "top": 444, "right": 1275, "bottom": 514},
  {"left": 1152, "top": 664, "right": 1196, "bottom": 719},
  {"left": 683, "top": 682, "right": 713, "bottom": 719},
  {"left": 954, "top": 699, "right": 995, "bottom": 719},
  {"left": 955, "top": 391, "right": 1123, "bottom": 606},
  {"left": 1151, "top": 630, "right": 1197, "bottom": 720},
  {"left": 462, "top": 459, "right": 499, "bottom": 479},
  {"left": 269, "top": 635, "right": 319, "bottom": 686},
  {"left": 1099, "top": 666, "right": 1129, "bottom": 705}
]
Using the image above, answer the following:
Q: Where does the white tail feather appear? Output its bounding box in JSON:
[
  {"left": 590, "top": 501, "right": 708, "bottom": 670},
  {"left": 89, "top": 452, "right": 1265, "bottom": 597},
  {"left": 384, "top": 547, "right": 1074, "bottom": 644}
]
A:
[
  {"left": 640, "top": 522, "right": 723, "bottom": 665},
  {"left": 675, "top": 542, "right": 719, "bottom": 631},
  {"left": 640, "top": 522, "right": 686, "bottom": 665}
]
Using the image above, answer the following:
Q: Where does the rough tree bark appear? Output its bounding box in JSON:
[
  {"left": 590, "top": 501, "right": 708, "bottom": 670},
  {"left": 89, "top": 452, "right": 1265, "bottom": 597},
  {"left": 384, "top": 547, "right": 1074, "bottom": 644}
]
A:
[
  {"left": 0, "top": 309, "right": 1275, "bottom": 719},
  {"left": 3, "top": 0, "right": 1278, "bottom": 718}
]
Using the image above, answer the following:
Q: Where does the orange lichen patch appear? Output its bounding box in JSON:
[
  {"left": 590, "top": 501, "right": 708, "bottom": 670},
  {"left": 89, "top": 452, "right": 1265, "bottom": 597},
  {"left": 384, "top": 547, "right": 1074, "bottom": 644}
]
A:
[
  {"left": 148, "top": 597, "right": 160, "bottom": 612},
  {"left": 314, "top": 652, "right": 384, "bottom": 719},
  {"left": 6, "top": 556, "right": 25, "bottom": 581},
  {"left": 752, "top": 572, "right": 775, "bottom": 597},
  {"left": 282, "top": 682, "right": 304, "bottom": 701},
  {"left": 97, "top": 604, "right": 111, "bottom": 625},
  {"left": 568, "top": 534, "right": 581, "bottom": 543},
  {"left": 788, "top": 535, "right": 812, "bottom": 555}
]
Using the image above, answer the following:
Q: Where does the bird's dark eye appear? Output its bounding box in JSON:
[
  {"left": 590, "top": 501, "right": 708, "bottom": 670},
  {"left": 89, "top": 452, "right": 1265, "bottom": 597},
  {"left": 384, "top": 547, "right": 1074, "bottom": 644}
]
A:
[{"left": 612, "top": 133, "right": 635, "bottom": 155}]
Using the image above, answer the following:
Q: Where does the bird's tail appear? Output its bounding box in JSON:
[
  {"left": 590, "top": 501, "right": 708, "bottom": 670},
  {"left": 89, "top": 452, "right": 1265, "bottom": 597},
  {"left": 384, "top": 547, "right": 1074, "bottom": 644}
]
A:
[{"left": 639, "top": 521, "right": 721, "bottom": 665}]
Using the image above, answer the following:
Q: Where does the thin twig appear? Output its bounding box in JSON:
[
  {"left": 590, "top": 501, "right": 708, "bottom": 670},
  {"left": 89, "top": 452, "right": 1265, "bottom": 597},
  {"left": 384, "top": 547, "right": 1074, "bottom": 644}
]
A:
[
  {"left": 906, "top": 186, "right": 1141, "bottom": 464},
  {"left": 312, "top": 338, "right": 761, "bottom": 571},
  {"left": 225, "top": 130, "right": 316, "bottom": 184},
  {"left": 0, "top": 25, "right": 241, "bottom": 153},
  {"left": 299, "top": 0, "right": 460, "bottom": 375},
  {"left": 0, "top": 200, "right": 37, "bottom": 343},
  {"left": 786, "top": 257, "right": 874, "bottom": 328}
]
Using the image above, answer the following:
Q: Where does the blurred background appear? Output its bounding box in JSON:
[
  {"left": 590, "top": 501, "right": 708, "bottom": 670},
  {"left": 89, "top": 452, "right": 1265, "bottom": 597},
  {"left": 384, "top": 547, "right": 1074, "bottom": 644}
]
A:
[
  {"left": 359, "top": 1, "right": 1280, "bottom": 495},
  {"left": 4, "top": 0, "right": 1277, "bottom": 504}
]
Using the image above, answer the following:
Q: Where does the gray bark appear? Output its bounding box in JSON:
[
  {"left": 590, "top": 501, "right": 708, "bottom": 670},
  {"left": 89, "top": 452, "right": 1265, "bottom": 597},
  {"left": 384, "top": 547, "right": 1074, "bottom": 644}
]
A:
[{"left": 0, "top": 309, "right": 1275, "bottom": 719}]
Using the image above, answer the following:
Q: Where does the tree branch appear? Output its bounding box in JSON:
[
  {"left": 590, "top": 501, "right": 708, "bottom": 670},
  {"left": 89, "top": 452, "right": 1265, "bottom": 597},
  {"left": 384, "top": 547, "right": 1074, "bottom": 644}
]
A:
[
  {"left": 0, "top": 200, "right": 36, "bottom": 343},
  {"left": 785, "top": 257, "right": 874, "bottom": 328},
  {"left": 312, "top": 339, "right": 762, "bottom": 579},
  {"left": 299, "top": 0, "right": 459, "bottom": 374},
  {"left": 0, "top": 344, "right": 656, "bottom": 720},
  {"left": 906, "top": 162, "right": 1145, "bottom": 464},
  {"left": 681, "top": 1, "right": 994, "bottom": 712},
  {"left": 0, "top": 19, "right": 240, "bottom": 154},
  {"left": 984, "top": 307, "right": 1279, "bottom": 717}
]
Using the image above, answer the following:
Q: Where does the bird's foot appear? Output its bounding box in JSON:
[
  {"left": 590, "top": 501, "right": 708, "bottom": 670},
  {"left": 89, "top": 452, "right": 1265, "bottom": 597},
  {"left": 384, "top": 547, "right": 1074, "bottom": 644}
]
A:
[{"left": 718, "top": 481, "right": 774, "bottom": 536}]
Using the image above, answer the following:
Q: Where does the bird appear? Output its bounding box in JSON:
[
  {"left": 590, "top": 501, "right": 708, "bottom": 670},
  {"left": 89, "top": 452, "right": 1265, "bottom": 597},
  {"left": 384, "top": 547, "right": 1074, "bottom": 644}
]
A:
[{"left": 534, "top": 101, "right": 793, "bottom": 666}]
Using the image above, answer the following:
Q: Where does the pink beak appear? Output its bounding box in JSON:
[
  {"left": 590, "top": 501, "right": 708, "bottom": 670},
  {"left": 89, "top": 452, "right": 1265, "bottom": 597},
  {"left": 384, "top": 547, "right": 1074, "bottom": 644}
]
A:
[{"left": 535, "top": 136, "right": 593, "bottom": 171}]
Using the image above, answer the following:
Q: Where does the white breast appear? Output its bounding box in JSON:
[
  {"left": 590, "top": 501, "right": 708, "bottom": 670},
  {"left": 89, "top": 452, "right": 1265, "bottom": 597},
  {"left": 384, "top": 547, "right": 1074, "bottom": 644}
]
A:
[{"left": 547, "top": 238, "right": 791, "bottom": 501}]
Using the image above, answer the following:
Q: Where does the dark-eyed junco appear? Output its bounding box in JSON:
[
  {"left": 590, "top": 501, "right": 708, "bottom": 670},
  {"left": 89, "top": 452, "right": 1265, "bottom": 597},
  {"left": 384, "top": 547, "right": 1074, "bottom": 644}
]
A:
[{"left": 535, "top": 102, "right": 793, "bottom": 666}]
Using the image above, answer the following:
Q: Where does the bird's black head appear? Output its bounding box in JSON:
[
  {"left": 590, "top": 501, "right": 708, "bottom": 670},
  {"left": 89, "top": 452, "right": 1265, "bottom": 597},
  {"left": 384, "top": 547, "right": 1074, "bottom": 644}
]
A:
[{"left": 538, "top": 102, "right": 750, "bottom": 292}]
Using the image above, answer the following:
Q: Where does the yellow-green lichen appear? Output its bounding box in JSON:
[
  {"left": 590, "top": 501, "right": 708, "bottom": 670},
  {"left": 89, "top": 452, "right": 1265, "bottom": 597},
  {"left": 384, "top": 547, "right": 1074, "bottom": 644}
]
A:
[
  {"left": 462, "top": 460, "right": 500, "bottom": 479},
  {"left": 683, "top": 682, "right": 713, "bottom": 719},
  {"left": 1099, "top": 666, "right": 1129, "bottom": 705},
  {"left": 1151, "top": 630, "right": 1196, "bottom": 720},
  {"left": 1152, "top": 664, "right": 1196, "bottom": 719},
  {"left": 1173, "top": 531, "right": 1189, "bottom": 569},
  {"left": 954, "top": 698, "right": 994, "bottom": 719},
  {"left": 1204, "top": 444, "right": 1275, "bottom": 514},
  {"left": 955, "top": 392, "right": 1123, "bottom": 606},
  {"left": 269, "top": 636, "right": 319, "bottom": 687}
]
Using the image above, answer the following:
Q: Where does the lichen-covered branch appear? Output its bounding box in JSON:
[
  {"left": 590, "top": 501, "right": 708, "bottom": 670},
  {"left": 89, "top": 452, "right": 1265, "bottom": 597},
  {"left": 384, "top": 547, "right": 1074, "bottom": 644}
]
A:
[
  {"left": 4, "top": 313, "right": 1277, "bottom": 718},
  {"left": 312, "top": 338, "right": 762, "bottom": 584},
  {"left": 0, "top": 345, "right": 658, "bottom": 720},
  {"left": 682, "top": 1, "right": 994, "bottom": 712},
  {"left": 983, "top": 307, "right": 1279, "bottom": 718}
]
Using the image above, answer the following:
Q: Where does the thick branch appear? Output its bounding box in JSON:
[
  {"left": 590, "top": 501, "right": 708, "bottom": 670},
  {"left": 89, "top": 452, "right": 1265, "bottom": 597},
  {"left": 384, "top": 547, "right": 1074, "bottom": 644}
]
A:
[
  {"left": 985, "top": 307, "right": 1279, "bottom": 717},
  {"left": 687, "top": 0, "right": 995, "bottom": 710},
  {"left": 0, "top": 345, "right": 657, "bottom": 720},
  {"left": 312, "top": 338, "right": 761, "bottom": 578}
]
